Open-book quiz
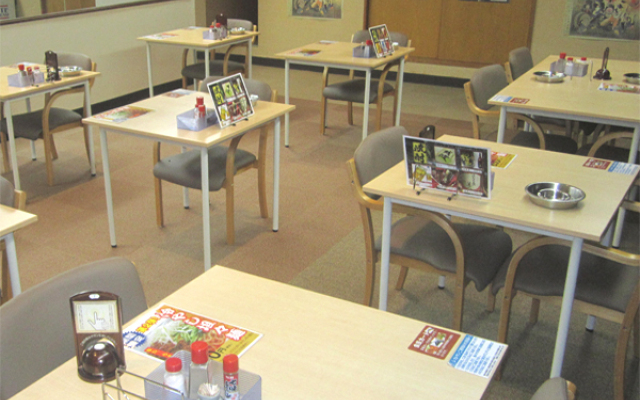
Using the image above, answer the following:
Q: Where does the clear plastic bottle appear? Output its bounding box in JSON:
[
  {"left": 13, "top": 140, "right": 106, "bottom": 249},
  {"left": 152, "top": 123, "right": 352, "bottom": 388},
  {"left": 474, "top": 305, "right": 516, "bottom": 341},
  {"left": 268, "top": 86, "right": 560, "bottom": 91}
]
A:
[
  {"left": 189, "top": 341, "right": 211, "bottom": 398},
  {"left": 163, "top": 357, "right": 186, "bottom": 396},
  {"left": 223, "top": 354, "right": 239, "bottom": 400},
  {"left": 554, "top": 52, "right": 567, "bottom": 74},
  {"left": 565, "top": 57, "right": 574, "bottom": 76}
]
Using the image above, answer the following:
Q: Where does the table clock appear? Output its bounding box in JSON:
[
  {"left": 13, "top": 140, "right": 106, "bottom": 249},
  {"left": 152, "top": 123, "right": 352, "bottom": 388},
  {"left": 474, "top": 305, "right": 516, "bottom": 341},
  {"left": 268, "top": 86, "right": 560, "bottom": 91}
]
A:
[{"left": 70, "top": 291, "right": 125, "bottom": 383}]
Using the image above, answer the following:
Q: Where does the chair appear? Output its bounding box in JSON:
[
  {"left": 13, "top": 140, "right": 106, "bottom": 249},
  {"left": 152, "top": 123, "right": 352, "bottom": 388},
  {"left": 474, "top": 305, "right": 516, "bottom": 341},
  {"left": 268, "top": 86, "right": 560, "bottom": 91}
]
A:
[
  {"left": 0, "top": 176, "right": 26, "bottom": 304},
  {"left": 504, "top": 47, "right": 573, "bottom": 137},
  {"left": 577, "top": 131, "right": 639, "bottom": 163},
  {"left": 181, "top": 19, "right": 256, "bottom": 89},
  {"left": 153, "top": 76, "right": 276, "bottom": 245},
  {"left": 0, "top": 53, "right": 97, "bottom": 185},
  {"left": 346, "top": 126, "right": 512, "bottom": 330},
  {"left": 321, "top": 31, "right": 410, "bottom": 135},
  {"left": 491, "top": 198, "right": 640, "bottom": 400},
  {"left": 464, "top": 64, "right": 578, "bottom": 154},
  {"left": 0, "top": 257, "right": 147, "bottom": 400},
  {"left": 531, "top": 377, "right": 576, "bottom": 400}
]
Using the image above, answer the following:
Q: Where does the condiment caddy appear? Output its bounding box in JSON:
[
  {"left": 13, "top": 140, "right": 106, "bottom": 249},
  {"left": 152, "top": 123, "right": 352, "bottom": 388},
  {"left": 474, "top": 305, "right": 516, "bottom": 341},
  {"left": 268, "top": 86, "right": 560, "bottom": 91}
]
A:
[{"left": 7, "top": 63, "right": 45, "bottom": 87}]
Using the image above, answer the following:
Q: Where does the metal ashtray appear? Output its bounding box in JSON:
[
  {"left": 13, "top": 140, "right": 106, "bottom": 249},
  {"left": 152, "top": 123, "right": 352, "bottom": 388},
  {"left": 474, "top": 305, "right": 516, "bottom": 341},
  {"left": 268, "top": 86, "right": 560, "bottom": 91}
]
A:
[
  {"left": 623, "top": 73, "right": 640, "bottom": 84},
  {"left": 59, "top": 65, "right": 83, "bottom": 77},
  {"left": 525, "top": 182, "right": 585, "bottom": 210},
  {"left": 229, "top": 27, "right": 246, "bottom": 35},
  {"left": 533, "top": 71, "right": 565, "bottom": 83}
]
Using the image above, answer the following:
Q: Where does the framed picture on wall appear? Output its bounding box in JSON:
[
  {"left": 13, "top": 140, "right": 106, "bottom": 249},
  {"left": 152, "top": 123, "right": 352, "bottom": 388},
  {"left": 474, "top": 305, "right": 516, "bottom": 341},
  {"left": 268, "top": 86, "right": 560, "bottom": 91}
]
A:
[
  {"left": 566, "top": 0, "right": 639, "bottom": 41},
  {"left": 291, "top": 0, "right": 342, "bottom": 19}
]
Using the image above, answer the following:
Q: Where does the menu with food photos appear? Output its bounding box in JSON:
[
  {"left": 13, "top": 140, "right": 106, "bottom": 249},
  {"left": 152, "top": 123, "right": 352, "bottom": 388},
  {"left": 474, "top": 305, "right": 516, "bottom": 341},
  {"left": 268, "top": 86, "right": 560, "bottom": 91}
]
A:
[
  {"left": 368, "top": 24, "right": 394, "bottom": 58},
  {"left": 206, "top": 73, "right": 255, "bottom": 128},
  {"left": 122, "top": 304, "right": 262, "bottom": 362},
  {"left": 403, "top": 136, "right": 492, "bottom": 199}
]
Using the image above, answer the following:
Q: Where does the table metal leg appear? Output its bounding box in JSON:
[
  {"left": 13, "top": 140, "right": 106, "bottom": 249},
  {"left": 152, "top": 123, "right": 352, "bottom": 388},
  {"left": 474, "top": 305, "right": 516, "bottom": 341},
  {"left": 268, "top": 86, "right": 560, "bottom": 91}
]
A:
[
  {"left": 26, "top": 98, "right": 36, "bottom": 160},
  {"left": 145, "top": 43, "right": 154, "bottom": 97},
  {"left": 395, "top": 59, "right": 406, "bottom": 126},
  {"left": 273, "top": 118, "right": 280, "bottom": 232},
  {"left": 362, "top": 71, "right": 371, "bottom": 141},
  {"left": 247, "top": 39, "right": 253, "bottom": 79},
  {"left": 378, "top": 196, "right": 393, "bottom": 311},
  {"left": 284, "top": 60, "right": 290, "bottom": 147},
  {"left": 100, "top": 128, "right": 117, "bottom": 247},
  {"left": 181, "top": 146, "right": 190, "bottom": 209},
  {"left": 204, "top": 49, "right": 210, "bottom": 80},
  {"left": 84, "top": 82, "right": 96, "bottom": 177},
  {"left": 200, "top": 148, "right": 212, "bottom": 271},
  {"left": 5, "top": 102, "right": 21, "bottom": 190},
  {"left": 2, "top": 233, "right": 22, "bottom": 296},
  {"left": 550, "top": 237, "right": 584, "bottom": 377},
  {"left": 497, "top": 107, "right": 507, "bottom": 143}
]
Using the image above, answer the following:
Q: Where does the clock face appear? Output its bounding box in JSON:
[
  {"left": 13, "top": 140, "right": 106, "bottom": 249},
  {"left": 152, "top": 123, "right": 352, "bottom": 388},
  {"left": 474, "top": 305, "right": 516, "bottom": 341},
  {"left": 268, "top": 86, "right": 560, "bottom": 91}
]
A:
[{"left": 73, "top": 300, "right": 120, "bottom": 333}]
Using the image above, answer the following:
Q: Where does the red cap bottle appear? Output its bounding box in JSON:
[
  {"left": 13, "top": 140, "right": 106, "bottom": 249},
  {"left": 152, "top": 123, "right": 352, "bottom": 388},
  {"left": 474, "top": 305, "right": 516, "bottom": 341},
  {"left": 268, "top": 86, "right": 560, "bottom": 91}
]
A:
[
  {"left": 191, "top": 341, "right": 208, "bottom": 365},
  {"left": 559, "top": 52, "right": 567, "bottom": 59},
  {"left": 223, "top": 354, "right": 239, "bottom": 399},
  {"left": 165, "top": 357, "right": 182, "bottom": 372}
]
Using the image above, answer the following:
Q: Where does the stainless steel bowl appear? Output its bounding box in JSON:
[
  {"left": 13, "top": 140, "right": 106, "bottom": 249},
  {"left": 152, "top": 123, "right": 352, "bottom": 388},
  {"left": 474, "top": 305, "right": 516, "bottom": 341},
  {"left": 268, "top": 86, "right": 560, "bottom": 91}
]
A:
[
  {"left": 229, "top": 27, "right": 246, "bottom": 35},
  {"left": 533, "top": 71, "right": 565, "bottom": 83},
  {"left": 525, "top": 182, "right": 585, "bottom": 209},
  {"left": 59, "top": 65, "right": 83, "bottom": 77},
  {"left": 623, "top": 73, "right": 640, "bottom": 84}
]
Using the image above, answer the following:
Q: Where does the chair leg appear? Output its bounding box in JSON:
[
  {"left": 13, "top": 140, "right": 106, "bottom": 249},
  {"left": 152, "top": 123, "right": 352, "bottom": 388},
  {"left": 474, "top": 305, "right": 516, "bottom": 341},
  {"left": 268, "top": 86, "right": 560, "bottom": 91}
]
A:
[
  {"left": 392, "top": 94, "right": 398, "bottom": 126},
  {"left": 320, "top": 95, "right": 327, "bottom": 135},
  {"left": 83, "top": 125, "right": 91, "bottom": 166},
  {"left": 529, "top": 298, "right": 541, "bottom": 324},
  {"left": 226, "top": 185, "right": 235, "bottom": 245},
  {"left": 375, "top": 100, "right": 383, "bottom": 132},
  {"left": 257, "top": 127, "right": 269, "bottom": 218},
  {"left": 182, "top": 76, "right": 188, "bottom": 89},
  {"left": 395, "top": 266, "right": 409, "bottom": 290},
  {"left": 0, "top": 133, "right": 10, "bottom": 173},
  {"left": 486, "top": 290, "right": 496, "bottom": 313},
  {"left": 613, "top": 302, "right": 639, "bottom": 400},
  {"left": 347, "top": 102, "right": 353, "bottom": 126},
  {"left": 0, "top": 248, "right": 12, "bottom": 304},
  {"left": 634, "top": 309, "right": 639, "bottom": 358},
  {"left": 452, "top": 279, "right": 465, "bottom": 331},
  {"left": 363, "top": 257, "right": 376, "bottom": 306},
  {"left": 42, "top": 133, "right": 55, "bottom": 186},
  {"left": 50, "top": 136, "right": 59, "bottom": 160},
  {"left": 495, "top": 290, "right": 517, "bottom": 381},
  {"left": 154, "top": 177, "right": 164, "bottom": 227}
]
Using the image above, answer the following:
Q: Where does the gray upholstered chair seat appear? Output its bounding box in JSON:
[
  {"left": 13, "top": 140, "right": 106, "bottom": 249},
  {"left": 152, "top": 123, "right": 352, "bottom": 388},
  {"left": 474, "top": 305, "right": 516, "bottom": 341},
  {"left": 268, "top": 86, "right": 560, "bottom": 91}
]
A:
[
  {"left": 375, "top": 218, "right": 513, "bottom": 292},
  {"left": 153, "top": 146, "right": 256, "bottom": 191},
  {"left": 323, "top": 79, "right": 394, "bottom": 104},
  {"left": 530, "top": 377, "right": 571, "bottom": 400},
  {"left": 492, "top": 244, "right": 638, "bottom": 313},
  {"left": 511, "top": 131, "right": 578, "bottom": 154},
  {"left": 181, "top": 60, "right": 246, "bottom": 81},
  {"left": 1, "top": 108, "right": 82, "bottom": 141}
]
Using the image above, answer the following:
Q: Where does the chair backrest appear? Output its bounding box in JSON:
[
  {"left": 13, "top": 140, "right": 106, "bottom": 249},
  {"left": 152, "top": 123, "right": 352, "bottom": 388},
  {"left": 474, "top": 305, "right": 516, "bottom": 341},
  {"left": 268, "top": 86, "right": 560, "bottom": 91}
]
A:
[
  {"left": 508, "top": 47, "right": 534, "bottom": 82},
  {"left": 352, "top": 30, "right": 409, "bottom": 47},
  {"left": 469, "top": 64, "right": 509, "bottom": 111},
  {"left": 0, "top": 257, "right": 147, "bottom": 399},
  {"left": 353, "top": 126, "right": 407, "bottom": 193},
  {"left": 0, "top": 176, "right": 15, "bottom": 207},
  {"left": 57, "top": 52, "right": 93, "bottom": 72},
  {"left": 200, "top": 76, "right": 274, "bottom": 102}
]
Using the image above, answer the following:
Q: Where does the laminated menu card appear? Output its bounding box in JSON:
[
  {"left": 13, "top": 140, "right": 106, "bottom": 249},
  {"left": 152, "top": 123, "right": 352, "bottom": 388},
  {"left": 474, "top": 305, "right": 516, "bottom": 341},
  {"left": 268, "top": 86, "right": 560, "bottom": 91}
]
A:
[
  {"left": 403, "top": 136, "right": 492, "bottom": 199},
  {"left": 123, "top": 304, "right": 262, "bottom": 362},
  {"left": 368, "top": 24, "right": 394, "bottom": 58},
  {"left": 206, "top": 73, "right": 255, "bottom": 128}
]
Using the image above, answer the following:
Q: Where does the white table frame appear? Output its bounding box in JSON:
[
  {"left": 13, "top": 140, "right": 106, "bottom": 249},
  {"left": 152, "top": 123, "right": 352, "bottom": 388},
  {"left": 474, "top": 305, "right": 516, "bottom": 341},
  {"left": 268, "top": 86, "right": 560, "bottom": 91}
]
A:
[
  {"left": 1, "top": 76, "right": 97, "bottom": 190},
  {"left": 140, "top": 28, "right": 256, "bottom": 98},
  {"left": 281, "top": 43, "right": 412, "bottom": 147},
  {"left": 0, "top": 205, "right": 38, "bottom": 297}
]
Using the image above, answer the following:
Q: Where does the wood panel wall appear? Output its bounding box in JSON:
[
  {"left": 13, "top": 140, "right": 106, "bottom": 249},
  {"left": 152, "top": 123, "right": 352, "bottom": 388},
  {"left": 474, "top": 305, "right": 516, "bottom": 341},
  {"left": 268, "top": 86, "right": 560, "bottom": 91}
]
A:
[{"left": 366, "top": 0, "right": 536, "bottom": 67}]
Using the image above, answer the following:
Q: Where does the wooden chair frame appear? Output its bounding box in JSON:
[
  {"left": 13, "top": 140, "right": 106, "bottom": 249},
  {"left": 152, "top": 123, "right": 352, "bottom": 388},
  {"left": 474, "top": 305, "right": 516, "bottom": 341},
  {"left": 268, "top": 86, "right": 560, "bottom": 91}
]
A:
[
  {"left": 153, "top": 88, "right": 275, "bottom": 245},
  {"left": 0, "top": 61, "right": 97, "bottom": 185},
  {"left": 1, "top": 186, "right": 26, "bottom": 304},
  {"left": 320, "top": 38, "right": 411, "bottom": 135},
  {"left": 587, "top": 131, "right": 635, "bottom": 158},
  {"left": 497, "top": 234, "right": 640, "bottom": 400},
  {"left": 181, "top": 24, "right": 257, "bottom": 90},
  {"left": 346, "top": 157, "right": 494, "bottom": 331}
]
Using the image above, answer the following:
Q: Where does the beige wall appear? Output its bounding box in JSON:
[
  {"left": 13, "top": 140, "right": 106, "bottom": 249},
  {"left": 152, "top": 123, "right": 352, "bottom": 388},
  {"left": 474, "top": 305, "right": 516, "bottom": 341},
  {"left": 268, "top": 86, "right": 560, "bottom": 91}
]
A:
[{"left": 0, "top": 0, "right": 194, "bottom": 112}]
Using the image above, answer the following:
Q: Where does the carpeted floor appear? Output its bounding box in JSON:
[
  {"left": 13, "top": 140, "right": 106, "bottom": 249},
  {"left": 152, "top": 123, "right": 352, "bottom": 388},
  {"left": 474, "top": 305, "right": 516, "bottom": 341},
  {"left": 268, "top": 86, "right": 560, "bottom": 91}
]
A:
[{"left": 2, "top": 95, "right": 638, "bottom": 400}]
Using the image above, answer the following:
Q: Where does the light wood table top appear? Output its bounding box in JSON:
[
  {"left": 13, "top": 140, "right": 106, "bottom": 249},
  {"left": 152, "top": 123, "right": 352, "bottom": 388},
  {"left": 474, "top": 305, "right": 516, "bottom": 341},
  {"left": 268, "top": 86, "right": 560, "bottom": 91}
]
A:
[
  {"left": 364, "top": 135, "right": 639, "bottom": 242},
  {"left": 0, "top": 205, "right": 37, "bottom": 237},
  {"left": 0, "top": 65, "right": 101, "bottom": 102},
  {"left": 488, "top": 55, "right": 640, "bottom": 124},
  {"left": 276, "top": 41, "right": 414, "bottom": 69},
  {"left": 11, "top": 266, "right": 501, "bottom": 400},
  {"left": 83, "top": 91, "right": 295, "bottom": 148},
  {"left": 137, "top": 27, "right": 259, "bottom": 49}
]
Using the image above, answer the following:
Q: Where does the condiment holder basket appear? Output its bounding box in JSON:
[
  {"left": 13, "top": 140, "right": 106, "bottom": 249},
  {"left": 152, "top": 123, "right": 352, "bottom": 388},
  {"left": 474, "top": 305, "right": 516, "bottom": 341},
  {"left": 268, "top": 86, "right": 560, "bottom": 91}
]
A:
[
  {"left": 8, "top": 72, "right": 45, "bottom": 87},
  {"left": 177, "top": 108, "right": 219, "bottom": 131},
  {"left": 353, "top": 44, "right": 376, "bottom": 58}
]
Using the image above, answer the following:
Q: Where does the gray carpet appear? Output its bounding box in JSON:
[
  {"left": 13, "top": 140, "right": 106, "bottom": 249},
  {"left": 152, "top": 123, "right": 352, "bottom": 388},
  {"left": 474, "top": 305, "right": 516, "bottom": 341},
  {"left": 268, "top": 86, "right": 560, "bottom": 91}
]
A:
[{"left": 2, "top": 96, "right": 638, "bottom": 400}]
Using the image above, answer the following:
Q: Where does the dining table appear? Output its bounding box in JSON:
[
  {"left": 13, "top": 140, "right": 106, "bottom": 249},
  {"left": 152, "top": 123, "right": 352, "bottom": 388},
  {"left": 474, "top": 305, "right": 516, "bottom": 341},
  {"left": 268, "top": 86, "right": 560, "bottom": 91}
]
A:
[
  {"left": 10, "top": 265, "right": 505, "bottom": 400},
  {"left": 138, "top": 27, "right": 259, "bottom": 97},
  {"left": 0, "top": 204, "right": 37, "bottom": 298},
  {"left": 82, "top": 91, "right": 294, "bottom": 272},
  {"left": 0, "top": 64, "right": 101, "bottom": 190},
  {"left": 276, "top": 41, "right": 414, "bottom": 147},
  {"left": 363, "top": 134, "right": 640, "bottom": 379}
]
